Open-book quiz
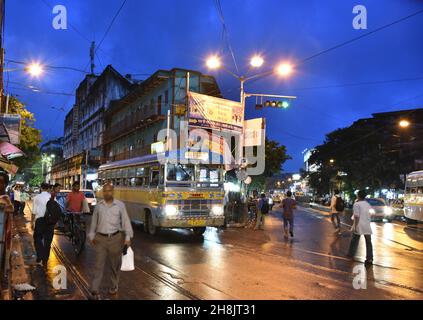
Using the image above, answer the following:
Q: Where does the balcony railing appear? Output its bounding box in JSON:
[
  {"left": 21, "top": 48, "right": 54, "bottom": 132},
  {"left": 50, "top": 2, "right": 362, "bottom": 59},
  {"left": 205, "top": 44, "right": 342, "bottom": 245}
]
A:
[
  {"left": 105, "top": 145, "right": 151, "bottom": 163},
  {"left": 103, "top": 109, "right": 164, "bottom": 144}
]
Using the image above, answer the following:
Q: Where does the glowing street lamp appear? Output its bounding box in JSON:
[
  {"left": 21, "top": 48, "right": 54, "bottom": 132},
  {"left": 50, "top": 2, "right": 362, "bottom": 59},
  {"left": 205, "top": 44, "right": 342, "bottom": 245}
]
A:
[
  {"left": 329, "top": 159, "right": 335, "bottom": 164},
  {"left": 250, "top": 55, "right": 264, "bottom": 68},
  {"left": 276, "top": 62, "right": 293, "bottom": 77},
  {"left": 206, "top": 55, "right": 221, "bottom": 70},
  {"left": 399, "top": 120, "right": 410, "bottom": 128},
  {"left": 26, "top": 62, "right": 44, "bottom": 77}
]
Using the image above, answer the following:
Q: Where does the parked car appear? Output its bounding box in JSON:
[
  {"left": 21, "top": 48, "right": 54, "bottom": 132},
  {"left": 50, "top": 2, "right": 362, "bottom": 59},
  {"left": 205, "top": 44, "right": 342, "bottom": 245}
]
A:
[
  {"left": 56, "top": 189, "right": 97, "bottom": 213},
  {"left": 366, "top": 198, "right": 394, "bottom": 222}
]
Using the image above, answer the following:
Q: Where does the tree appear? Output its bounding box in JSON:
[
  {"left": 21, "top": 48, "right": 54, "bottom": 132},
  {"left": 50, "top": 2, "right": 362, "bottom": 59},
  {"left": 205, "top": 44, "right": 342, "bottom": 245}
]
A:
[
  {"left": 6, "top": 96, "right": 42, "bottom": 180},
  {"left": 306, "top": 122, "right": 403, "bottom": 197},
  {"left": 247, "top": 138, "right": 291, "bottom": 193}
]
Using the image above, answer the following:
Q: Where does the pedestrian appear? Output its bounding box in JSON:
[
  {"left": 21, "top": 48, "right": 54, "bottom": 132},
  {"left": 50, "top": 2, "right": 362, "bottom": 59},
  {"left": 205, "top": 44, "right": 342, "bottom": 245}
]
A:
[
  {"left": 51, "top": 183, "right": 62, "bottom": 200},
  {"left": 254, "top": 193, "right": 269, "bottom": 230},
  {"left": 88, "top": 183, "right": 133, "bottom": 299},
  {"left": 66, "top": 181, "right": 86, "bottom": 214},
  {"left": 347, "top": 190, "right": 373, "bottom": 267},
  {"left": 0, "top": 171, "right": 15, "bottom": 272},
  {"left": 281, "top": 191, "right": 297, "bottom": 239},
  {"left": 32, "top": 183, "right": 54, "bottom": 267},
  {"left": 330, "top": 189, "right": 345, "bottom": 235},
  {"left": 13, "top": 185, "right": 22, "bottom": 215}
]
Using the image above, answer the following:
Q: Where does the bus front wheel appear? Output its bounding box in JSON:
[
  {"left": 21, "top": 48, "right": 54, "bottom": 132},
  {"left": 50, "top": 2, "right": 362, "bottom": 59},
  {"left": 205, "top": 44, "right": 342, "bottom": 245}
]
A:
[
  {"left": 192, "top": 227, "right": 206, "bottom": 236},
  {"left": 145, "top": 211, "right": 158, "bottom": 235}
]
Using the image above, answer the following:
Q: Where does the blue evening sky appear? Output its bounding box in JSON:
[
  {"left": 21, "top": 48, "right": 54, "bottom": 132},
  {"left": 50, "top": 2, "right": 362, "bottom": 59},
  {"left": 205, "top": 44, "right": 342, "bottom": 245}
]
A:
[{"left": 4, "top": 0, "right": 423, "bottom": 171}]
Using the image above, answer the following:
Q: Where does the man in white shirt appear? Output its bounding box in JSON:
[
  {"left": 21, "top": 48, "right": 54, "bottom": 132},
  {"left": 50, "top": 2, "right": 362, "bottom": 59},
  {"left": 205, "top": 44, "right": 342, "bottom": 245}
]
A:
[
  {"left": 347, "top": 190, "right": 373, "bottom": 267},
  {"left": 32, "top": 183, "right": 54, "bottom": 267}
]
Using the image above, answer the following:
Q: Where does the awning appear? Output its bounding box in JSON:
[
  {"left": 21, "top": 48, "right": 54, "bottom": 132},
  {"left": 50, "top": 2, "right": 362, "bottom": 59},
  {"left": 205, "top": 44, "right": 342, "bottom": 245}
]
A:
[
  {"left": 0, "top": 157, "right": 18, "bottom": 175},
  {"left": 0, "top": 141, "right": 25, "bottom": 160}
]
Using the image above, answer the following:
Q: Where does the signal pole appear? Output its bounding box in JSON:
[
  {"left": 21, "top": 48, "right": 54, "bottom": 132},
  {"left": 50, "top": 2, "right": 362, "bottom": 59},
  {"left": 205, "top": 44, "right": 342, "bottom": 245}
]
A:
[{"left": 0, "top": 0, "right": 5, "bottom": 113}]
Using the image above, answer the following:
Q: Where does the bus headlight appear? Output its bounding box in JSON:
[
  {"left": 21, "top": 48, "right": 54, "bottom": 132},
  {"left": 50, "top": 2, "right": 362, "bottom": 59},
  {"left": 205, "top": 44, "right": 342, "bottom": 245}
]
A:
[
  {"left": 211, "top": 205, "right": 224, "bottom": 216},
  {"left": 164, "top": 205, "right": 178, "bottom": 216},
  {"left": 369, "top": 208, "right": 375, "bottom": 215},
  {"left": 384, "top": 207, "right": 393, "bottom": 215}
]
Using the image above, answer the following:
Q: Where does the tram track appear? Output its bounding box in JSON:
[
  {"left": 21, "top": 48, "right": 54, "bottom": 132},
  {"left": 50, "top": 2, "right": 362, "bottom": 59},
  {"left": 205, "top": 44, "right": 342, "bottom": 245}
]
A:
[{"left": 28, "top": 201, "right": 199, "bottom": 300}]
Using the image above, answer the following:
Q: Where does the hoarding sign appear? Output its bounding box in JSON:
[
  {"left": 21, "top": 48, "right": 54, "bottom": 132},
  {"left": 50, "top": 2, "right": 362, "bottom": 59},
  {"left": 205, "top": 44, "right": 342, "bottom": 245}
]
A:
[
  {"left": 0, "top": 114, "right": 21, "bottom": 145},
  {"left": 244, "top": 117, "right": 265, "bottom": 147},
  {"left": 188, "top": 92, "right": 243, "bottom": 133}
]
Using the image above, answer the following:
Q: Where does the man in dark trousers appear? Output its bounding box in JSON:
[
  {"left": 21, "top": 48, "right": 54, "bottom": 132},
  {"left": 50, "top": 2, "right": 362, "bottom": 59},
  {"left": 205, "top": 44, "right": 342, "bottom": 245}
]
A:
[
  {"left": 32, "top": 183, "right": 54, "bottom": 267},
  {"left": 88, "top": 183, "right": 133, "bottom": 299},
  {"left": 281, "top": 191, "right": 297, "bottom": 239}
]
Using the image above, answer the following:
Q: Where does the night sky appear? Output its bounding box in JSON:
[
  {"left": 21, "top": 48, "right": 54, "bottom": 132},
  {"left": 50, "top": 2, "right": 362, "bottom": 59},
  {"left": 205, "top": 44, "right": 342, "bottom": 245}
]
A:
[{"left": 4, "top": 0, "right": 423, "bottom": 172}]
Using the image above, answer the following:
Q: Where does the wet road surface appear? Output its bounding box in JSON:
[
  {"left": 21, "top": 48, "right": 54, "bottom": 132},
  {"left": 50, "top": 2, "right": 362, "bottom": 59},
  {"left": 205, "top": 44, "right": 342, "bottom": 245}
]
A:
[{"left": 26, "top": 203, "right": 423, "bottom": 300}]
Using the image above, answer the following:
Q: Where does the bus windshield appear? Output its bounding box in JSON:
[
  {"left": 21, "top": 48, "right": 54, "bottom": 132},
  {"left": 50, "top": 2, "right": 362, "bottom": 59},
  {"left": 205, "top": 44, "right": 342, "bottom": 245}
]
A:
[
  {"left": 198, "top": 165, "right": 220, "bottom": 183},
  {"left": 165, "top": 163, "right": 222, "bottom": 186},
  {"left": 166, "top": 164, "right": 194, "bottom": 182}
]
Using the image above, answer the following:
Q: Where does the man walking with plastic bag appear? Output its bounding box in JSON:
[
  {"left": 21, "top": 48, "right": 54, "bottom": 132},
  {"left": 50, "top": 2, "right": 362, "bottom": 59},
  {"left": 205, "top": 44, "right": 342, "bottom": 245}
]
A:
[{"left": 88, "top": 183, "right": 133, "bottom": 300}]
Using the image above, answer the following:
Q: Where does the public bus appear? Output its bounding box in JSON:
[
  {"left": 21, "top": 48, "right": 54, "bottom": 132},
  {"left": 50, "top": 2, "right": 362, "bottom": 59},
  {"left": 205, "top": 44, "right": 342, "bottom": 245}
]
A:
[
  {"left": 404, "top": 170, "right": 423, "bottom": 223},
  {"left": 96, "top": 149, "right": 226, "bottom": 235}
]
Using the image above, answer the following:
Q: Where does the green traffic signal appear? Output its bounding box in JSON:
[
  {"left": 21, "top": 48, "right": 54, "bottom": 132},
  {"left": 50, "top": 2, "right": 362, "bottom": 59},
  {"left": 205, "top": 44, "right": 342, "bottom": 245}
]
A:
[{"left": 263, "top": 100, "right": 291, "bottom": 109}]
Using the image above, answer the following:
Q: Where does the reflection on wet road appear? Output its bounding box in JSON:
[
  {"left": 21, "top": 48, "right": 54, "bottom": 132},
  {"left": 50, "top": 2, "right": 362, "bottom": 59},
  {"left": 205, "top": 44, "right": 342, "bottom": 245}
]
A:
[{"left": 51, "top": 205, "right": 423, "bottom": 300}]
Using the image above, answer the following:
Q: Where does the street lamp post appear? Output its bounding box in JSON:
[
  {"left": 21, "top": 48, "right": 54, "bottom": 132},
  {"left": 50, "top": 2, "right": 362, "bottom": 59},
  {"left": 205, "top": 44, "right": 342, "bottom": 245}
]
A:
[
  {"left": 205, "top": 54, "right": 296, "bottom": 166},
  {"left": 205, "top": 54, "right": 296, "bottom": 223}
]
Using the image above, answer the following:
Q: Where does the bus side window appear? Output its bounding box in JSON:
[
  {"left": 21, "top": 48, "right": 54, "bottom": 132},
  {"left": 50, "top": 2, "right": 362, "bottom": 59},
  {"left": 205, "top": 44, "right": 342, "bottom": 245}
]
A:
[
  {"left": 135, "top": 177, "right": 143, "bottom": 186},
  {"left": 160, "top": 166, "right": 165, "bottom": 185},
  {"left": 150, "top": 171, "right": 159, "bottom": 187}
]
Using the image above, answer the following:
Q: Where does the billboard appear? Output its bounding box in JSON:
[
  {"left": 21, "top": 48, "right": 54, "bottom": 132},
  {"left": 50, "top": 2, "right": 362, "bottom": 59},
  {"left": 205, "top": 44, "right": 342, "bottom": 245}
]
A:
[
  {"left": 188, "top": 92, "right": 243, "bottom": 133},
  {"left": 244, "top": 118, "right": 266, "bottom": 147},
  {"left": 0, "top": 114, "right": 21, "bottom": 145}
]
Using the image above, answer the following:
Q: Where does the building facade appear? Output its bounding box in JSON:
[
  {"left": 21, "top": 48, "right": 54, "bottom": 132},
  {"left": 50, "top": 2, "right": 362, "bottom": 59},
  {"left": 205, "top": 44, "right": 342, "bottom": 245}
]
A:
[
  {"left": 102, "top": 68, "right": 221, "bottom": 163},
  {"left": 52, "top": 65, "right": 133, "bottom": 188}
]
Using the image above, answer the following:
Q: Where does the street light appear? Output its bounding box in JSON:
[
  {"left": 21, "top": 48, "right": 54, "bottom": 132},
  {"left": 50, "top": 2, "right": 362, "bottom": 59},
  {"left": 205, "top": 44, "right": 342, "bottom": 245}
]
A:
[
  {"left": 206, "top": 55, "right": 221, "bottom": 70},
  {"left": 399, "top": 120, "right": 410, "bottom": 128},
  {"left": 276, "top": 62, "right": 294, "bottom": 77},
  {"left": 250, "top": 55, "right": 264, "bottom": 68},
  {"left": 329, "top": 159, "right": 335, "bottom": 164},
  {"left": 26, "top": 62, "right": 44, "bottom": 77}
]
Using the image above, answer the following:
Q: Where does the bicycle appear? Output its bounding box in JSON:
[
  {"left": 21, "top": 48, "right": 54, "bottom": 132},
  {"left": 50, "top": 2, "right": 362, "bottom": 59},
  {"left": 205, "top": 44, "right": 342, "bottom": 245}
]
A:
[{"left": 61, "top": 211, "right": 86, "bottom": 256}]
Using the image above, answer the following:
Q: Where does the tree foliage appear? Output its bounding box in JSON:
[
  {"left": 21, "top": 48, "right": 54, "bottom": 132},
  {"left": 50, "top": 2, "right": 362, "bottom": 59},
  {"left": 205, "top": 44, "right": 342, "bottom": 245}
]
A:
[
  {"left": 6, "top": 96, "right": 42, "bottom": 179},
  {"left": 306, "top": 123, "right": 403, "bottom": 196},
  {"left": 247, "top": 138, "right": 291, "bottom": 193}
]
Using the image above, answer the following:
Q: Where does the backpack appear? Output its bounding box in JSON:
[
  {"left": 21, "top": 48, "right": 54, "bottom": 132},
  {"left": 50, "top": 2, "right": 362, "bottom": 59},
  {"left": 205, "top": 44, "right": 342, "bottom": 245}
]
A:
[
  {"left": 261, "top": 199, "right": 270, "bottom": 214},
  {"left": 45, "top": 199, "right": 63, "bottom": 225},
  {"left": 335, "top": 196, "right": 345, "bottom": 212}
]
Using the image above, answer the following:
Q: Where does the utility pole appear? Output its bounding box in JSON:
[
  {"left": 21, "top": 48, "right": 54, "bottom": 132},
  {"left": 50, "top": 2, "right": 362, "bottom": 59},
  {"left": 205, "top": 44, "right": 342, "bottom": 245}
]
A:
[
  {"left": 0, "top": 0, "right": 5, "bottom": 113},
  {"left": 90, "top": 41, "right": 95, "bottom": 75}
]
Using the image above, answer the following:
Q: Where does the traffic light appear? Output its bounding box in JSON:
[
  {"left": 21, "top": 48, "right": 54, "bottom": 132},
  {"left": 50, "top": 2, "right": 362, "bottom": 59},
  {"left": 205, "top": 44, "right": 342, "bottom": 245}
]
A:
[{"left": 263, "top": 100, "right": 290, "bottom": 109}]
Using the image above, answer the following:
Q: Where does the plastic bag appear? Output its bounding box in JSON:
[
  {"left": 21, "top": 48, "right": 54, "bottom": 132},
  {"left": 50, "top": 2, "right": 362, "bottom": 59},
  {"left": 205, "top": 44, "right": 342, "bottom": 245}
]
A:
[{"left": 121, "top": 246, "right": 134, "bottom": 271}]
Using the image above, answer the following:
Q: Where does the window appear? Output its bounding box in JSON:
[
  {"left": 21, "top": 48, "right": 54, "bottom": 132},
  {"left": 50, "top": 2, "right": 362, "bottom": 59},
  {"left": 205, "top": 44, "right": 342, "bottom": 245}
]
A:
[
  {"left": 150, "top": 98, "right": 155, "bottom": 111},
  {"left": 150, "top": 170, "right": 160, "bottom": 187},
  {"left": 165, "top": 90, "right": 169, "bottom": 105},
  {"left": 166, "top": 164, "right": 194, "bottom": 182},
  {"left": 157, "top": 95, "right": 162, "bottom": 115}
]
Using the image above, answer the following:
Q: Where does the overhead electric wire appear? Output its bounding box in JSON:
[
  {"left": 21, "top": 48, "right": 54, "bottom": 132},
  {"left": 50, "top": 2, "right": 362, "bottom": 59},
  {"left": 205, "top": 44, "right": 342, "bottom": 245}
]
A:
[
  {"left": 214, "top": 0, "right": 239, "bottom": 74},
  {"left": 5, "top": 58, "right": 89, "bottom": 74},
  {"left": 300, "top": 8, "right": 423, "bottom": 64},
  {"left": 292, "top": 76, "right": 423, "bottom": 91}
]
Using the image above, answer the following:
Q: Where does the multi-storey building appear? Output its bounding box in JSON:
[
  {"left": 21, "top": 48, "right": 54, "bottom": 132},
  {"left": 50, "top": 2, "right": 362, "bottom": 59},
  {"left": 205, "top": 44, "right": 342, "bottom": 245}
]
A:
[
  {"left": 53, "top": 65, "right": 133, "bottom": 188},
  {"left": 102, "top": 68, "right": 221, "bottom": 163}
]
